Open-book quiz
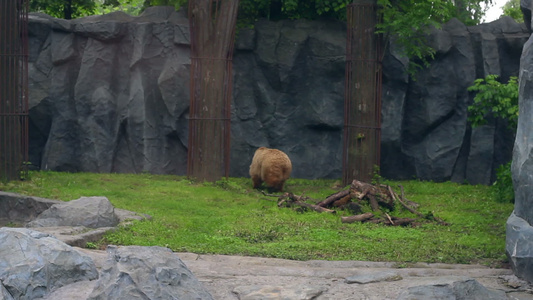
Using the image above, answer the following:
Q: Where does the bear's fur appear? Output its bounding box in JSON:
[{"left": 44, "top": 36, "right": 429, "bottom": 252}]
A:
[{"left": 249, "top": 147, "right": 292, "bottom": 192}]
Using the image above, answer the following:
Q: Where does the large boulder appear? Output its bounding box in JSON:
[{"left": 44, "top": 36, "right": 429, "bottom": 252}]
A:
[
  {"left": 88, "top": 245, "right": 213, "bottom": 300},
  {"left": 0, "top": 228, "right": 98, "bottom": 300},
  {"left": 26, "top": 196, "right": 119, "bottom": 228},
  {"left": 0, "top": 191, "right": 60, "bottom": 226},
  {"left": 506, "top": 0, "right": 533, "bottom": 283},
  {"left": 0, "top": 227, "right": 213, "bottom": 300},
  {"left": 27, "top": 7, "right": 529, "bottom": 184}
]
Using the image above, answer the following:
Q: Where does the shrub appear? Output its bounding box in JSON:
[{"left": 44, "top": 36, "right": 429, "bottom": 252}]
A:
[{"left": 467, "top": 75, "right": 518, "bottom": 203}]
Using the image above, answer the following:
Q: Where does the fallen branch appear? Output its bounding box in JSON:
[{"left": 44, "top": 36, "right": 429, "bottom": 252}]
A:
[
  {"left": 274, "top": 180, "right": 447, "bottom": 227},
  {"left": 395, "top": 185, "right": 449, "bottom": 226},
  {"left": 388, "top": 185, "right": 423, "bottom": 217},
  {"left": 368, "top": 217, "right": 417, "bottom": 226},
  {"left": 317, "top": 190, "right": 350, "bottom": 207},
  {"left": 385, "top": 213, "right": 394, "bottom": 225},
  {"left": 333, "top": 194, "right": 352, "bottom": 207},
  {"left": 350, "top": 180, "right": 394, "bottom": 211},
  {"left": 341, "top": 212, "right": 374, "bottom": 223},
  {"left": 278, "top": 193, "right": 336, "bottom": 213}
]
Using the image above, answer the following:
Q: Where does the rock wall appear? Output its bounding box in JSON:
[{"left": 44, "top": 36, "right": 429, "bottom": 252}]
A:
[
  {"left": 506, "top": 0, "right": 533, "bottom": 283},
  {"left": 28, "top": 6, "right": 529, "bottom": 183}
]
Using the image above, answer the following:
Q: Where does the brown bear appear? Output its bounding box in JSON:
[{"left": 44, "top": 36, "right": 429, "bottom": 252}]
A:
[{"left": 249, "top": 147, "right": 292, "bottom": 192}]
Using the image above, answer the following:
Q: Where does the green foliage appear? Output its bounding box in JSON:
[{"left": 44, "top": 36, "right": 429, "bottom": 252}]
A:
[
  {"left": 237, "top": 0, "right": 351, "bottom": 26},
  {"left": 371, "top": 165, "right": 382, "bottom": 185},
  {"left": 0, "top": 172, "right": 513, "bottom": 266},
  {"left": 30, "top": 0, "right": 97, "bottom": 19},
  {"left": 376, "top": 0, "right": 491, "bottom": 77},
  {"left": 376, "top": 0, "right": 453, "bottom": 76},
  {"left": 453, "top": 0, "right": 491, "bottom": 26},
  {"left": 467, "top": 75, "right": 519, "bottom": 129},
  {"left": 95, "top": 0, "right": 146, "bottom": 16},
  {"left": 502, "top": 0, "right": 524, "bottom": 23},
  {"left": 141, "top": 0, "right": 187, "bottom": 10},
  {"left": 493, "top": 162, "right": 514, "bottom": 203},
  {"left": 85, "top": 242, "right": 98, "bottom": 249},
  {"left": 467, "top": 75, "right": 518, "bottom": 203}
]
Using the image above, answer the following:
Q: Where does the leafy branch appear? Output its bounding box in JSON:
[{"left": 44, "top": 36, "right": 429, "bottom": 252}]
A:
[
  {"left": 467, "top": 75, "right": 519, "bottom": 130},
  {"left": 376, "top": 0, "right": 454, "bottom": 76}
]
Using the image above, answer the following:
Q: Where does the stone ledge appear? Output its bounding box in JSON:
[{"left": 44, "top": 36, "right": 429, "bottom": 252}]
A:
[{"left": 0, "top": 191, "right": 151, "bottom": 247}]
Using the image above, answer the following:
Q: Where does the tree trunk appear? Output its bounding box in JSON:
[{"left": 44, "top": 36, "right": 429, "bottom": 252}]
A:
[
  {"left": 0, "top": 0, "right": 22, "bottom": 181},
  {"left": 187, "top": 0, "right": 239, "bottom": 182},
  {"left": 64, "top": 0, "right": 73, "bottom": 19}
]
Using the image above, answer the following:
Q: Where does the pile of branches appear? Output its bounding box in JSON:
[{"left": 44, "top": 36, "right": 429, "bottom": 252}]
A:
[{"left": 276, "top": 179, "right": 448, "bottom": 227}]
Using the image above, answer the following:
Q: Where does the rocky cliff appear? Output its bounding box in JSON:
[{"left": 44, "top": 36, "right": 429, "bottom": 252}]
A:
[
  {"left": 506, "top": 0, "right": 533, "bottom": 283},
  {"left": 28, "top": 7, "right": 529, "bottom": 184}
]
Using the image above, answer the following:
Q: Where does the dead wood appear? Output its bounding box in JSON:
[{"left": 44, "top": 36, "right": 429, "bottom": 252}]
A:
[
  {"left": 278, "top": 193, "right": 336, "bottom": 213},
  {"left": 396, "top": 185, "right": 420, "bottom": 209},
  {"left": 350, "top": 180, "right": 394, "bottom": 211},
  {"left": 389, "top": 217, "right": 417, "bottom": 226},
  {"left": 350, "top": 180, "right": 375, "bottom": 200},
  {"left": 341, "top": 212, "right": 374, "bottom": 223},
  {"left": 387, "top": 185, "right": 423, "bottom": 217},
  {"left": 385, "top": 213, "right": 394, "bottom": 225},
  {"left": 273, "top": 179, "right": 446, "bottom": 227},
  {"left": 317, "top": 190, "right": 350, "bottom": 207},
  {"left": 393, "top": 185, "right": 449, "bottom": 226},
  {"left": 367, "top": 217, "right": 417, "bottom": 226},
  {"left": 333, "top": 194, "right": 352, "bottom": 207}
]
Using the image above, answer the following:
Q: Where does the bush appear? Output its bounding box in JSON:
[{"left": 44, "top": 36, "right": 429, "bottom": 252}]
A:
[
  {"left": 467, "top": 75, "right": 518, "bottom": 203},
  {"left": 493, "top": 162, "right": 514, "bottom": 203},
  {"left": 467, "top": 75, "right": 518, "bottom": 130}
]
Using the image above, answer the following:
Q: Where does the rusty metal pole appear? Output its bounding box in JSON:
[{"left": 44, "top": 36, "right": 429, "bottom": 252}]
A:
[
  {"left": 187, "top": 0, "right": 239, "bottom": 182},
  {"left": 0, "top": 0, "right": 29, "bottom": 182},
  {"left": 343, "top": 0, "right": 383, "bottom": 185}
]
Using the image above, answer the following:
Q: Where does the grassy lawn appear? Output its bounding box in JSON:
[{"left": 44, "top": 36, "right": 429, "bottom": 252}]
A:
[{"left": 0, "top": 171, "right": 514, "bottom": 267}]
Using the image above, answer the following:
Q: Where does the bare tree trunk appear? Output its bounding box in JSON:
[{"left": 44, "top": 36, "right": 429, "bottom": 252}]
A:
[
  {"left": 0, "top": 0, "right": 22, "bottom": 181},
  {"left": 187, "top": 0, "right": 239, "bottom": 182},
  {"left": 63, "top": 0, "right": 73, "bottom": 19},
  {"left": 342, "top": 1, "right": 382, "bottom": 185}
]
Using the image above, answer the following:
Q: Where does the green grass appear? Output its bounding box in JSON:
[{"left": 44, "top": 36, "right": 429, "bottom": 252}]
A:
[{"left": 0, "top": 171, "right": 514, "bottom": 267}]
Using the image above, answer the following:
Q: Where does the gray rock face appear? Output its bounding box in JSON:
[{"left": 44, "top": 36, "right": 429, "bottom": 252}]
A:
[
  {"left": 0, "top": 227, "right": 213, "bottom": 300},
  {"left": 345, "top": 271, "right": 402, "bottom": 284},
  {"left": 28, "top": 7, "right": 528, "bottom": 184},
  {"left": 508, "top": 2, "right": 533, "bottom": 282},
  {"left": 396, "top": 277, "right": 507, "bottom": 300},
  {"left": 232, "top": 285, "right": 327, "bottom": 300},
  {"left": 0, "top": 191, "right": 61, "bottom": 226},
  {"left": 506, "top": 212, "right": 533, "bottom": 282},
  {"left": 26, "top": 196, "right": 119, "bottom": 228},
  {"left": 1, "top": 192, "right": 149, "bottom": 248},
  {"left": 0, "top": 227, "right": 98, "bottom": 300},
  {"left": 88, "top": 245, "right": 213, "bottom": 300},
  {"left": 0, "top": 283, "right": 15, "bottom": 300}
]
